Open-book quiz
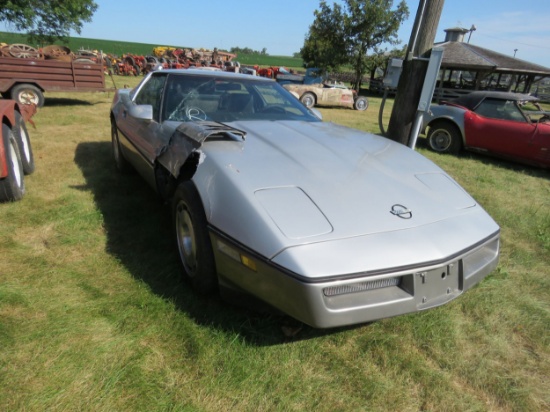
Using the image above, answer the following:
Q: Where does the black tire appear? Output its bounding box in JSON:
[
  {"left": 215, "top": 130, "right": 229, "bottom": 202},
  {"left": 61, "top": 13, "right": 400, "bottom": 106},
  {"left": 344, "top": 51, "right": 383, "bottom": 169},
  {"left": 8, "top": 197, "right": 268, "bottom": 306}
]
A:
[
  {"left": 133, "top": 64, "right": 141, "bottom": 76},
  {"left": 124, "top": 56, "right": 136, "bottom": 68},
  {"left": 172, "top": 181, "right": 217, "bottom": 294},
  {"left": 13, "top": 111, "right": 34, "bottom": 175},
  {"left": 427, "top": 121, "right": 462, "bottom": 154},
  {"left": 111, "top": 120, "right": 132, "bottom": 173},
  {"left": 0, "top": 123, "right": 25, "bottom": 202},
  {"left": 300, "top": 92, "right": 315, "bottom": 108},
  {"left": 10, "top": 84, "right": 45, "bottom": 107},
  {"left": 354, "top": 96, "right": 369, "bottom": 111}
]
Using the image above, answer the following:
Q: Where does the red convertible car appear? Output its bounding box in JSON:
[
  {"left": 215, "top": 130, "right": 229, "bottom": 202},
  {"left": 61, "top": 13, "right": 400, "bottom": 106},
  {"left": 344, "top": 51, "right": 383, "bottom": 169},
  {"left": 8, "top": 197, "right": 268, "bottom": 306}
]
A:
[{"left": 422, "top": 91, "right": 550, "bottom": 168}]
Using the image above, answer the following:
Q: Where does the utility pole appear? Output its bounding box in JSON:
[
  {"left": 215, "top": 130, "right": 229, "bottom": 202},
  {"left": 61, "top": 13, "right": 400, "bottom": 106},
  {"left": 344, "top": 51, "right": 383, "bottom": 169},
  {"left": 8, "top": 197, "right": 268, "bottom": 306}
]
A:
[{"left": 386, "top": 0, "right": 445, "bottom": 146}]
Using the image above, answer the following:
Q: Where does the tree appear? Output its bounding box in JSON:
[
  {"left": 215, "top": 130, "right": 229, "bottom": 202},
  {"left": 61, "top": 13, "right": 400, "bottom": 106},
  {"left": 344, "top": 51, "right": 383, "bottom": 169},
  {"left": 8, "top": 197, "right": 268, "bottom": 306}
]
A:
[
  {"left": 229, "top": 46, "right": 268, "bottom": 56},
  {"left": 0, "top": 0, "right": 98, "bottom": 44},
  {"left": 365, "top": 44, "right": 406, "bottom": 82},
  {"left": 301, "top": 0, "right": 409, "bottom": 90},
  {"left": 300, "top": 1, "right": 348, "bottom": 72},
  {"left": 345, "top": 0, "right": 409, "bottom": 90}
]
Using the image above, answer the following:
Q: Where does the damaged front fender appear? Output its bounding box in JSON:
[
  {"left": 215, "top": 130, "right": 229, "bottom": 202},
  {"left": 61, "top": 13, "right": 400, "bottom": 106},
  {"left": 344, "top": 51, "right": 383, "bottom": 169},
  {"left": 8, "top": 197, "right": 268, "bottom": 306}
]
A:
[{"left": 156, "top": 121, "right": 246, "bottom": 179}]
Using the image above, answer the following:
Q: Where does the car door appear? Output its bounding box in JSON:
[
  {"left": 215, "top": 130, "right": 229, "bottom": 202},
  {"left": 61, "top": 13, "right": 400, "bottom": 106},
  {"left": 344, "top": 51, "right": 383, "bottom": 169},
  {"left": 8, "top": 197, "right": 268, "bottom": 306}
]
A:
[
  {"left": 320, "top": 86, "right": 353, "bottom": 107},
  {"left": 464, "top": 97, "right": 541, "bottom": 163},
  {"left": 117, "top": 73, "right": 168, "bottom": 162},
  {"left": 116, "top": 73, "right": 168, "bottom": 186}
]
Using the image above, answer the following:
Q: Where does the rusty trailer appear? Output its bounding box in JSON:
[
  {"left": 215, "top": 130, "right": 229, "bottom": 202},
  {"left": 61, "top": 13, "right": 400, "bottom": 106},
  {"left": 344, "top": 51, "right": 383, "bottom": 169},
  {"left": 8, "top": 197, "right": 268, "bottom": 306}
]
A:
[{"left": 0, "top": 55, "right": 114, "bottom": 107}]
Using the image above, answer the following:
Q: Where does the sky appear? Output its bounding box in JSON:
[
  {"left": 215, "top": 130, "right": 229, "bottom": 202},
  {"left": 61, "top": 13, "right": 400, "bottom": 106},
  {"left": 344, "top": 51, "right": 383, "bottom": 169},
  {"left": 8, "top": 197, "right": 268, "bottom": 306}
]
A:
[{"left": 2, "top": 0, "right": 550, "bottom": 68}]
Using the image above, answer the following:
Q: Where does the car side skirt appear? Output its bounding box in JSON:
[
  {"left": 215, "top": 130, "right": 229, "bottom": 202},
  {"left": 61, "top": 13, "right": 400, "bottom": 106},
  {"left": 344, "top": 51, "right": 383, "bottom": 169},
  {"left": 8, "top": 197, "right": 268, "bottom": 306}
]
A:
[
  {"left": 208, "top": 227, "right": 500, "bottom": 328},
  {"left": 115, "top": 124, "right": 157, "bottom": 190}
]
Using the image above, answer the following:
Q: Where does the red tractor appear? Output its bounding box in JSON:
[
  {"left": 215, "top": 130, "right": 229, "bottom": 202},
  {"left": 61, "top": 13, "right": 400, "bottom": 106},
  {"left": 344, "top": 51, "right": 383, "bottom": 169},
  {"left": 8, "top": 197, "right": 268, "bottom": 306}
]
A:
[{"left": 113, "top": 55, "right": 145, "bottom": 76}]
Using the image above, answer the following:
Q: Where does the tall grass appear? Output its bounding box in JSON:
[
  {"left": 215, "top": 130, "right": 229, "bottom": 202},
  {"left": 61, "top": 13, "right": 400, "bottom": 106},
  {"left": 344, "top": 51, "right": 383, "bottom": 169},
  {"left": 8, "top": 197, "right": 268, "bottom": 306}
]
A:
[{"left": 0, "top": 77, "right": 548, "bottom": 411}]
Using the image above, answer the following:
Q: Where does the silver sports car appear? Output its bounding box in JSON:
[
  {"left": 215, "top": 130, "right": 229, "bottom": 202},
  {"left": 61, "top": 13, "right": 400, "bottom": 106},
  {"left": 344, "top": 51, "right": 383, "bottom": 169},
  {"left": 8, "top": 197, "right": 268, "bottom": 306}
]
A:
[{"left": 110, "top": 69, "right": 500, "bottom": 328}]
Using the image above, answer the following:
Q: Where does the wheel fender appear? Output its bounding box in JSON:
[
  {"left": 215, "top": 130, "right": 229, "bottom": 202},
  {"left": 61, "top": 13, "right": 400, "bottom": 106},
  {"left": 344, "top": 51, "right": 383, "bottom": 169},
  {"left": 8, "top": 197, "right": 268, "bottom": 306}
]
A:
[
  {"left": 0, "top": 100, "right": 18, "bottom": 127},
  {"left": 426, "top": 116, "right": 465, "bottom": 143}
]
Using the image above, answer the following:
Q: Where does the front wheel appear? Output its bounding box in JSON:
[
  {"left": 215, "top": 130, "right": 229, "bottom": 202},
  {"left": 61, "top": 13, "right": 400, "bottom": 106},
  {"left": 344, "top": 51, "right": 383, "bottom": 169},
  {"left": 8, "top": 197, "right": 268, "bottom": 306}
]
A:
[
  {"left": 300, "top": 92, "right": 315, "bottom": 109},
  {"left": 354, "top": 96, "right": 368, "bottom": 111},
  {"left": 172, "top": 181, "right": 217, "bottom": 294},
  {"left": 427, "top": 122, "right": 462, "bottom": 154},
  {"left": 0, "top": 124, "right": 25, "bottom": 202}
]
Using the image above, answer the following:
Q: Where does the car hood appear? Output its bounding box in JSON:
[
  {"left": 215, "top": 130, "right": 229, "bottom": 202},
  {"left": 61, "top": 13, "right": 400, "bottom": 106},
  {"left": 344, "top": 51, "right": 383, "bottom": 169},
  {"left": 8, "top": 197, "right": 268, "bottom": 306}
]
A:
[{"left": 192, "top": 120, "right": 496, "bottom": 264}]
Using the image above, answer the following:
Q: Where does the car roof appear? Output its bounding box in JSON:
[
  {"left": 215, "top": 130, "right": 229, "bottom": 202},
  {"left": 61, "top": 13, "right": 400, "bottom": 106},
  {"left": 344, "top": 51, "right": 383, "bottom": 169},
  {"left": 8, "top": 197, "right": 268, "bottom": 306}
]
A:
[
  {"left": 156, "top": 68, "right": 275, "bottom": 83},
  {"left": 449, "top": 91, "right": 539, "bottom": 110}
]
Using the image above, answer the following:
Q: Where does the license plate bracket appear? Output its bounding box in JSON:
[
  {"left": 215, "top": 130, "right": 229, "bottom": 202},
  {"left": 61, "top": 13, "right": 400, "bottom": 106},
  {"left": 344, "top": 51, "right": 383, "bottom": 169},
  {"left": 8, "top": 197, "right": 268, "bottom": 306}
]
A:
[{"left": 416, "top": 262, "right": 460, "bottom": 309}]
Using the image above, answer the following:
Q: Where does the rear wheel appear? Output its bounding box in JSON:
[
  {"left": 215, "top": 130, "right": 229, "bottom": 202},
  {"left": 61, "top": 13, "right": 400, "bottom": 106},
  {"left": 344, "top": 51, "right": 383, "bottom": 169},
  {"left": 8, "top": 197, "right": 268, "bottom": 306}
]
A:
[
  {"left": 300, "top": 92, "right": 315, "bottom": 109},
  {"left": 172, "top": 181, "right": 217, "bottom": 294},
  {"left": 354, "top": 96, "right": 368, "bottom": 111},
  {"left": 0, "top": 123, "right": 25, "bottom": 202},
  {"left": 13, "top": 111, "right": 34, "bottom": 175},
  {"left": 427, "top": 121, "right": 462, "bottom": 154}
]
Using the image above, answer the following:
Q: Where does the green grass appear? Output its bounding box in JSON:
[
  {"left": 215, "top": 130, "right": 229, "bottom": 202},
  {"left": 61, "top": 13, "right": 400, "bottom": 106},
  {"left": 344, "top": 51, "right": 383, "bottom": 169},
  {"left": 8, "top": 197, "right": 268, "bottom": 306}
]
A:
[{"left": 0, "top": 77, "right": 549, "bottom": 411}]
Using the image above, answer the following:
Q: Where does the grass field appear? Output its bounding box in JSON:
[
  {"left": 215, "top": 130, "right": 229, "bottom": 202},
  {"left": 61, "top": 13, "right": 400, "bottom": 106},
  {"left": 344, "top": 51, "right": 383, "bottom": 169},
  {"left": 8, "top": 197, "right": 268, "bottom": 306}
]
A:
[{"left": 0, "top": 75, "right": 549, "bottom": 411}]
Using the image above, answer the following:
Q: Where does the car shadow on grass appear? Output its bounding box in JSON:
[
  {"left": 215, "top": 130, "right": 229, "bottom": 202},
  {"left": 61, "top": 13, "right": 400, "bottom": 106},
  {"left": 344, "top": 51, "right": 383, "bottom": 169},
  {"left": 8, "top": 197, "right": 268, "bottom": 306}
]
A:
[
  {"left": 74, "top": 141, "right": 353, "bottom": 345},
  {"left": 44, "top": 97, "right": 95, "bottom": 106}
]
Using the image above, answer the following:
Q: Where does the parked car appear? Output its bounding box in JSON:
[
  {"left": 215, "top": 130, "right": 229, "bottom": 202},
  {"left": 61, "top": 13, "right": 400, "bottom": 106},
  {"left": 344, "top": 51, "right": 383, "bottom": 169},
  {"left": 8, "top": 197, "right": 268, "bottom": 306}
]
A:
[
  {"left": 110, "top": 69, "right": 500, "bottom": 328},
  {"left": 283, "top": 81, "right": 368, "bottom": 111},
  {"left": 422, "top": 91, "right": 550, "bottom": 168},
  {"left": 0, "top": 100, "right": 35, "bottom": 202}
]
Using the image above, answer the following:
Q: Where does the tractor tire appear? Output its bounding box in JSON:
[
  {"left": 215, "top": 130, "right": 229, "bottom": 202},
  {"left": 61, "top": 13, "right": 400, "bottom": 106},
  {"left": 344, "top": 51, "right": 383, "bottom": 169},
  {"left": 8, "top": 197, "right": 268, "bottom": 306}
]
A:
[
  {"left": 0, "top": 123, "right": 25, "bottom": 202},
  {"left": 13, "top": 111, "right": 35, "bottom": 175}
]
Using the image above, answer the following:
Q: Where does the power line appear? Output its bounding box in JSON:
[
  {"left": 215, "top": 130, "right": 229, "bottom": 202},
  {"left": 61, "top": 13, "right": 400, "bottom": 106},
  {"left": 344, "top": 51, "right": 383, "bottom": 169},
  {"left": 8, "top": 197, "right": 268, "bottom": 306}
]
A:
[{"left": 476, "top": 32, "right": 550, "bottom": 51}]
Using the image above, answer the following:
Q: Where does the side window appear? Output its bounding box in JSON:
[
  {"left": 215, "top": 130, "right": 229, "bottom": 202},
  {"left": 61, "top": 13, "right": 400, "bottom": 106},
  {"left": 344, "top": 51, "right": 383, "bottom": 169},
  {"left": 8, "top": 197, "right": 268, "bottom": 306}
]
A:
[
  {"left": 134, "top": 74, "right": 167, "bottom": 121},
  {"left": 475, "top": 98, "right": 526, "bottom": 122}
]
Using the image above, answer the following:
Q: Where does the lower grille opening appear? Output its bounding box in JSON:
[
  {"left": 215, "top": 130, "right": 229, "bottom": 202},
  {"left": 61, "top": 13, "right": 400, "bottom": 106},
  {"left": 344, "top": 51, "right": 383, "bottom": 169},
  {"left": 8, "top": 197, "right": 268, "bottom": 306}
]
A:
[{"left": 323, "top": 277, "right": 401, "bottom": 297}]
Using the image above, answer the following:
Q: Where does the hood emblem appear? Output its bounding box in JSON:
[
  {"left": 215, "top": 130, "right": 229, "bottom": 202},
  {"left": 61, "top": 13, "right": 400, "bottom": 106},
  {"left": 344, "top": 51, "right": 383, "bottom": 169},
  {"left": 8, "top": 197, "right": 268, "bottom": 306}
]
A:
[{"left": 390, "top": 204, "right": 412, "bottom": 219}]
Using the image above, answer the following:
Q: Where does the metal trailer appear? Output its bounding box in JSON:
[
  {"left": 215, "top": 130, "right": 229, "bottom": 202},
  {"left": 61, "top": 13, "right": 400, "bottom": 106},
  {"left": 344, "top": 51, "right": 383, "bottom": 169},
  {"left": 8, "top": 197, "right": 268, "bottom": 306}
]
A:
[{"left": 0, "top": 55, "right": 114, "bottom": 107}]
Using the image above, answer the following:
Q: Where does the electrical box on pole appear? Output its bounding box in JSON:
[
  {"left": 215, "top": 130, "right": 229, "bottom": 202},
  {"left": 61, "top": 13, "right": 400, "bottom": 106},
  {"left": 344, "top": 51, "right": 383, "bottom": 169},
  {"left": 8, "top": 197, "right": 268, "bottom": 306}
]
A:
[{"left": 383, "top": 58, "right": 403, "bottom": 89}]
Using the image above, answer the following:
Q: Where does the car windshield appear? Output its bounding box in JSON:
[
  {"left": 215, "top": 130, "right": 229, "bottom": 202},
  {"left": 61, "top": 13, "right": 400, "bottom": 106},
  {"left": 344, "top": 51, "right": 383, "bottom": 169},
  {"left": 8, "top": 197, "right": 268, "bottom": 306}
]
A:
[{"left": 160, "top": 73, "right": 320, "bottom": 123}]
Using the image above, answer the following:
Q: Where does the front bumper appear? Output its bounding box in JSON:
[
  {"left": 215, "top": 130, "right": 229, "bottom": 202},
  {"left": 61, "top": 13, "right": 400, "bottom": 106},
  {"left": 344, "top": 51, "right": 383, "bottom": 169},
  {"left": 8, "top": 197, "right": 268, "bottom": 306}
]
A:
[{"left": 210, "top": 230, "right": 500, "bottom": 329}]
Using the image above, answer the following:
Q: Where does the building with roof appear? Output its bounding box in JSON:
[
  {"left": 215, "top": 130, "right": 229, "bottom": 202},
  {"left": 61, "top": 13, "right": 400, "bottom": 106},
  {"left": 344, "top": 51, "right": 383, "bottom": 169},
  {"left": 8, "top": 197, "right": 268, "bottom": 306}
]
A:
[{"left": 434, "top": 27, "right": 550, "bottom": 101}]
